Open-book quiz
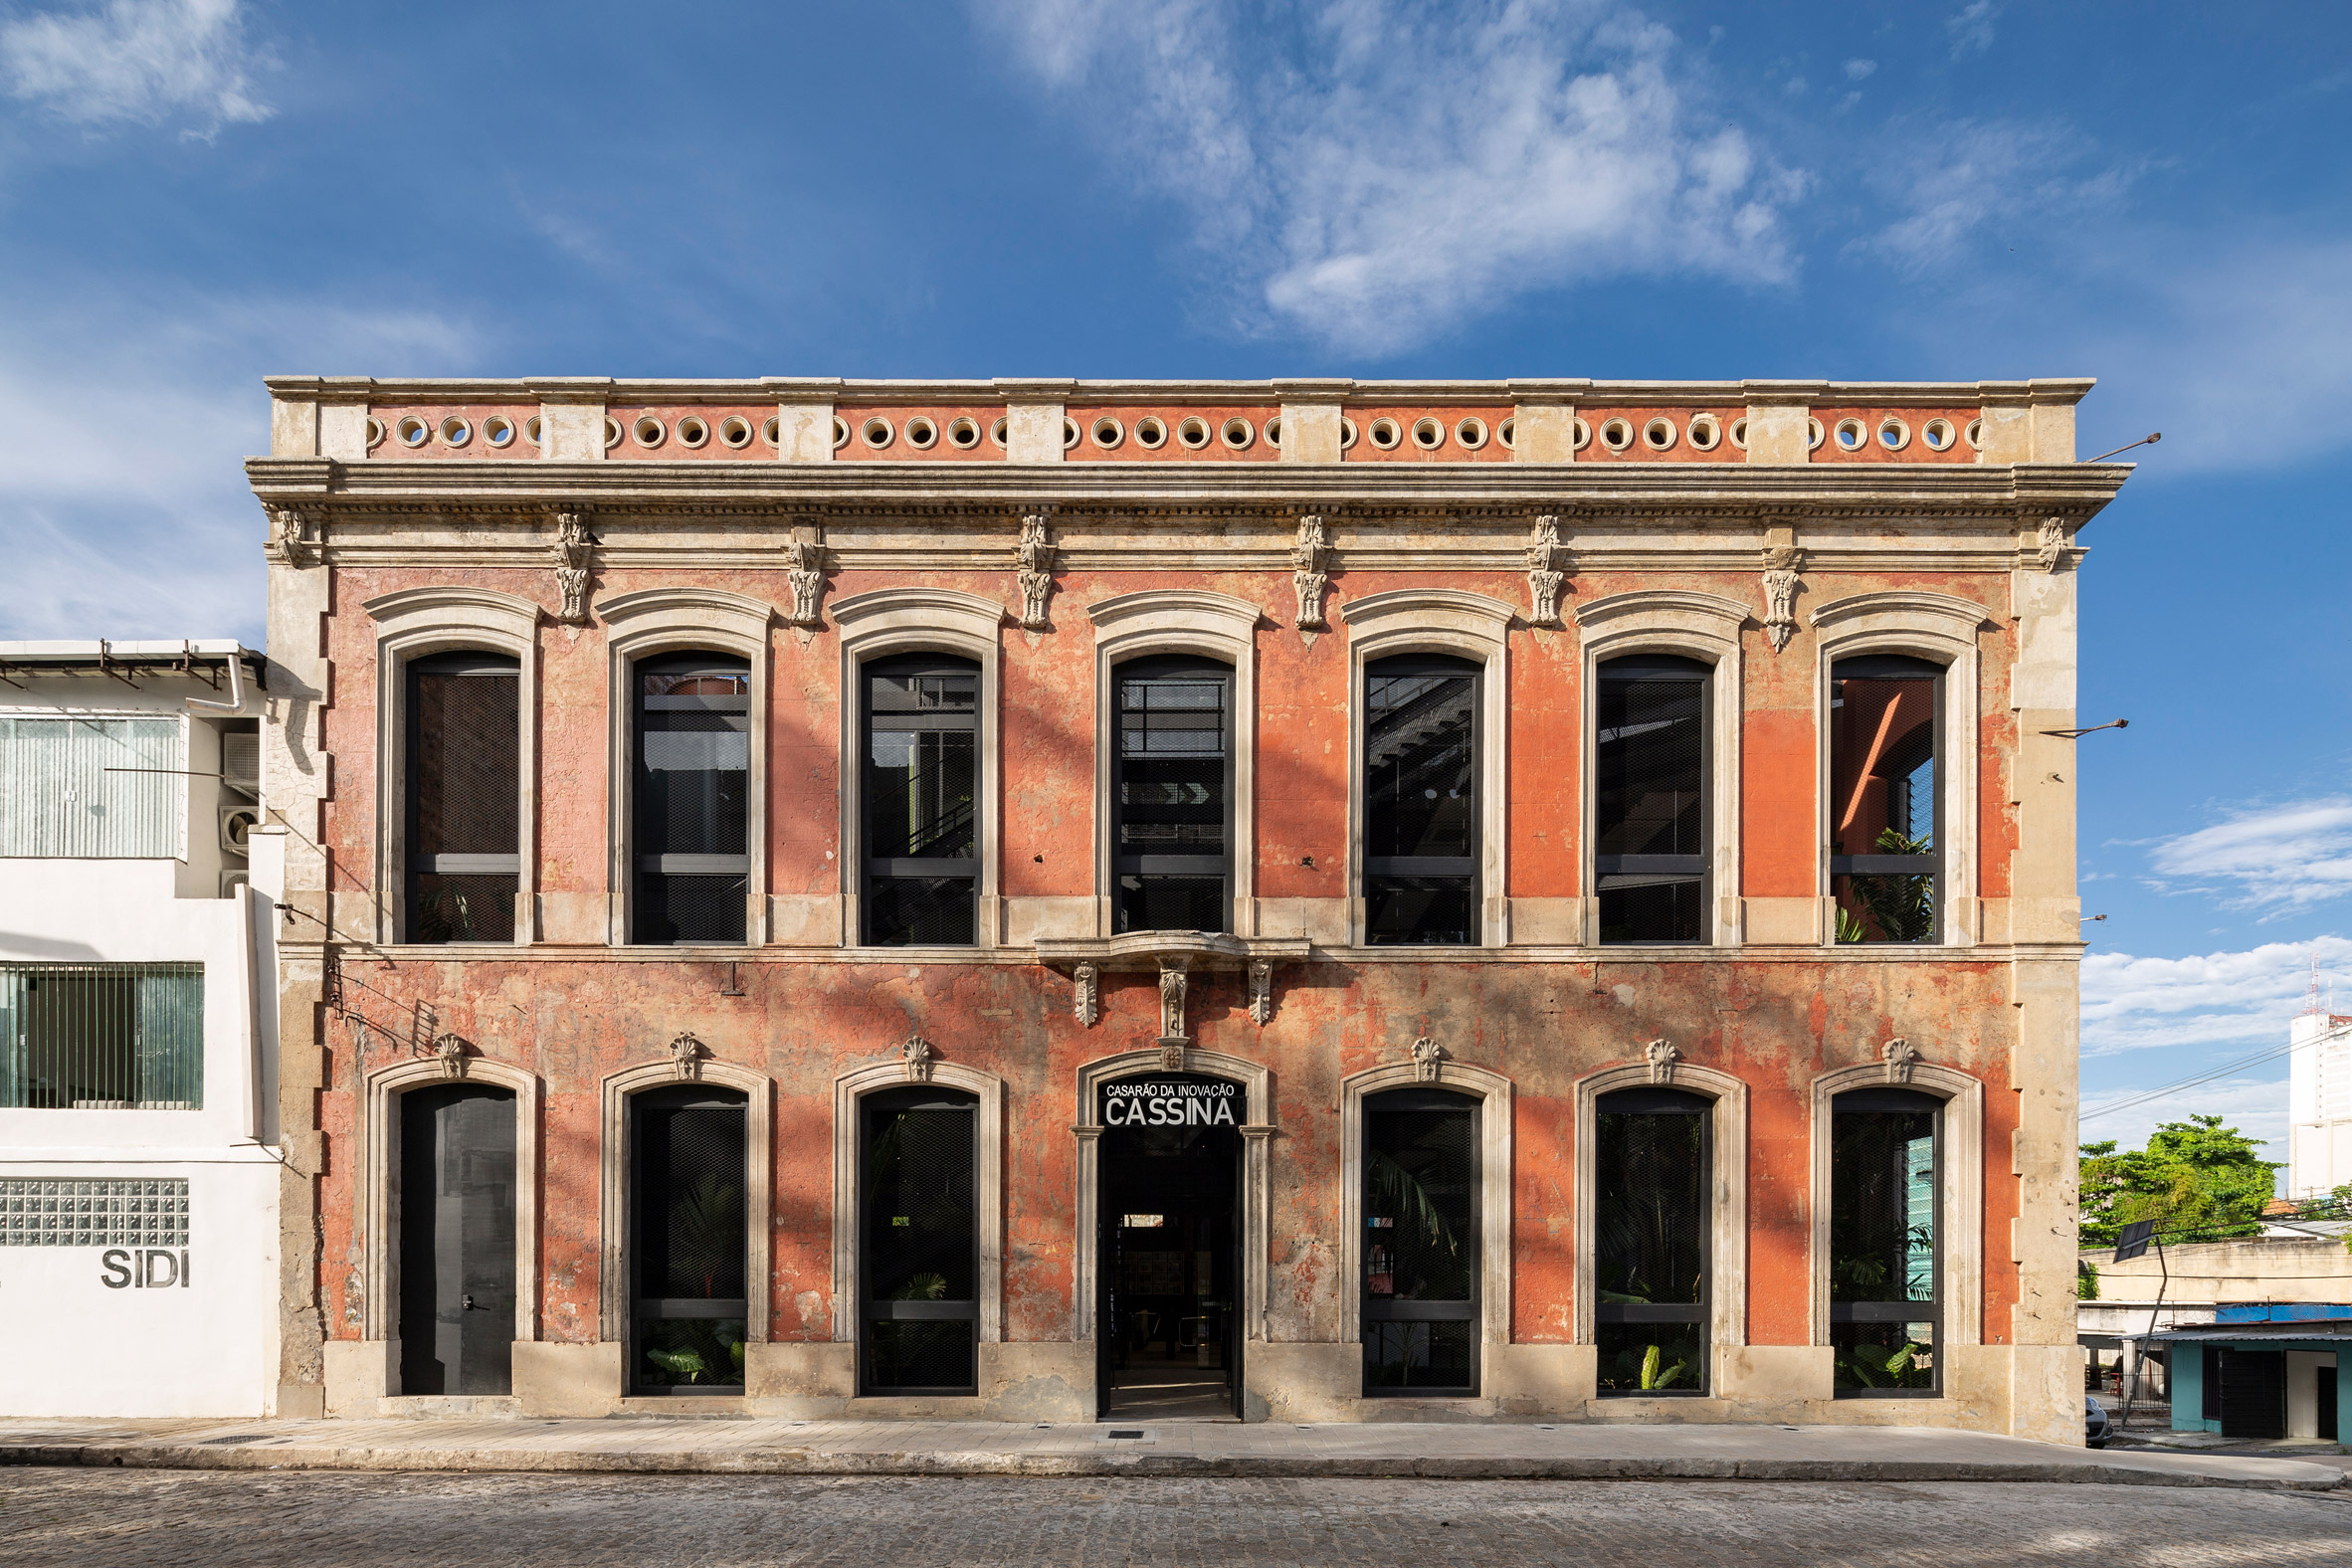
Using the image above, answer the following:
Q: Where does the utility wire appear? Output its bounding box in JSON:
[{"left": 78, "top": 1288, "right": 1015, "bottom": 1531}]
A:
[{"left": 2080, "top": 1018, "right": 2351, "bottom": 1123}]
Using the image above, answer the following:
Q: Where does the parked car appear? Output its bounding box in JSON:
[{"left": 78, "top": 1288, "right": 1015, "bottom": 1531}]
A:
[{"left": 2085, "top": 1395, "right": 2113, "bottom": 1448}]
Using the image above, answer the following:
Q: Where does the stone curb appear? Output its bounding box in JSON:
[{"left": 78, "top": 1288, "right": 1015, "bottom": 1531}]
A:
[{"left": 2, "top": 1443, "right": 2340, "bottom": 1489}]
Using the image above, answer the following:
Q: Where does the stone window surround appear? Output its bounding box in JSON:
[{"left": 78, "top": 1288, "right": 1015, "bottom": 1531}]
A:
[
  {"left": 361, "top": 586, "right": 543, "bottom": 946},
  {"left": 1336, "top": 588, "right": 1514, "bottom": 948},
  {"left": 831, "top": 587, "right": 1007, "bottom": 949},
  {"left": 356, "top": 1056, "right": 541, "bottom": 1366},
  {"left": 597, "top": 587, "right": 778, "bottom": 947},
  {"left": 1808, "top": 1060, "right": 1985, "bottom": 1355},
  {"left": 1072, "top": 1046, "right": 1274, "bottom": 1345},
  {"left": 1084, "top": 591, "right": 1265, "bottom": 938},
  {"left": 596, "top": 1057, "right": 773, "bottom": 1347},
  {"left": 830, "top": 1059, "right": 1007, "bottom": 1356},
  {"left": 1572, "top": 1061, "right": 1749, "bottom": 1360},
  {"left": 1571, "top": 590, "right": 1748, "bottom": 948},
  {"left": 1808, "top": 590, "right": 1989, "bottom": 949},
  {"left": 1337, "top": 1061, "right": 1514, "bottom": 1388}
]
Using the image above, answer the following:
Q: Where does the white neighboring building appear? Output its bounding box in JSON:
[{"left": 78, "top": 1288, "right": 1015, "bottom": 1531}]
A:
[
  {"left": 2287, "top": 1010, "right": 2352, "bottom": 1199},
  {"left": 0, "top": 641, "right": 281, "bottom": 1417}
]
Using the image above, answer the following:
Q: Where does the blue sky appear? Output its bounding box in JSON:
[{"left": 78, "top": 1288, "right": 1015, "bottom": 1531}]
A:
[{"left": 2, "top": 0, "right": 2347, "bottom": 1164}]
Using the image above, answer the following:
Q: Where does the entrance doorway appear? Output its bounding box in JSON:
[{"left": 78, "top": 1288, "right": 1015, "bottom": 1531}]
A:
[
  {"left": 397, "top": 1082, "right": 516, "bottom": 1395},
  {"left": 1097, "top": 1074, "right": 1242, "bottom": 1420}
]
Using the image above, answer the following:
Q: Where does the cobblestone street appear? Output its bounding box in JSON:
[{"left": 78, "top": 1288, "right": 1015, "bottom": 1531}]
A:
[{"left": 4, "top": 1470, "right": 2350, "bottom": 1566}]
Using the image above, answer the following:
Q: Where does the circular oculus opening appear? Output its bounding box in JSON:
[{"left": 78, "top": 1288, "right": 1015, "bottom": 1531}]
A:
[
  {"left": 1573, "top": 418, "right": 1592, "bottom": 451},
  {"left": 1455, "top": 417, "right": 1488, "bottom": 450},
  {"left": 1090, "top": 416, "right": 1124, "bottom": 450},
  {"left": 1598, "top": 418, "right": 1635, "bottom": 452},
  {"left": 762, "top": 415, "right": 782, "bottom": 449},
  {"left": 904, "top": 416, "right": 938, "bottom": 450},
  {"left": 718, "top": 416, "right": 753, "bottom": 450},
  {"left": 1338, "top": 418, "right": 1358, "bottom": 450},
  {"left": 1495, "top": 417, "right": 1514, "bottom": 450},
  {"left": 439, "top": 415, "right": 473, "bottom": 447},
  {"left": 1641, "top": 417, "right": 1677, "bottom": 452},
  {"left": 396, "top": 415, "right": 431, "bottom": 448},
  {"left": 632, "top": 416, "right": 667, "bottom": 449},
  {"left": 482, "top": 415, "right": 515, "bottom": 448},
  {"left": 1834, "top": 418, "right": 1867, "bottom": 452},
  {"left": 1367, "top": 417, "right": 1402, "bottom": 450},
  {"left": 1964, "top": 418, "right": 1985, "bottom": 451},
  {"left": 1806, "top": 418, "right": 1826, "bottom": 451},
  {"left": 1921, "top": 418, "right": 1954, "bottom": 452},
  {"left": 861, "top": 416, "right": 894, "bottom": 449},
  {"left": 1686, "top": 415, "right": 1719, "bottom": 452},
  {"left": 1876, "top": 417, "right": 1910, "bottom": 452},
  {"left": 830, "top": 417, "right": 849, "bottom": 450},
  {"left": 1263, "top": 416, "right": 1281, "bottom": 448},
  {"left": 989, "top": 416, "right": 1009, "bottom": 449},
  {"left": 1220, "top": 416, "right": 1255, "bottom": 451},
  {"left": 1177, "top": 416, "right": 1211, "bottom": 450},
  {"left": 365, "top": 417, "right": 386, "bottom": 450},
  {"left": 1133, "top": 415, "right": 1167, "bottom": 449},
  {"left": 521, "top": 415, "right": 543, "bottom": 447},
  {"left": 1410, "top": 417, "right": 1444, "bottom": 451},
  {"left": 1063, "top": 419, "right": 1081, "bottom": 450},
  {"left": 604, "top": 417, "right": 624, "bottom": 450},
  {"left": 947, "top": 417, "right": 981, "bottom": 450},
  {"left": 1727, "top": 417, "right": 1748, "bottom": 451},
  {"left": 675, "top": 415, "right": 710, "bottom": 449}
]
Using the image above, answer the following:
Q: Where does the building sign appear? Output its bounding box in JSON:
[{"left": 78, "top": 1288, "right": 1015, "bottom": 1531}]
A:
[
  {"left": 1100, "top": 1078, "right": 1240, "bottom": 1127},
  {"left": 0, "top": 1177, "right": 191, "bottom": 1288}
]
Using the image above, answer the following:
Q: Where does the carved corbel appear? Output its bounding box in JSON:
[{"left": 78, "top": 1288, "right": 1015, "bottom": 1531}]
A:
[
  {"left": 2029, "top": 515, "right": 2068, "bottom": 573},
  {"left": 902, "top": 1034, "right": 934, "bottom": 1083},
  {"left": 1761, "top": 544, "right": 1805, "bottom": 654},
  {"left": 433, "top": 1032, "right": 469, "bottom": 1079},
  {"left": 1881, "top": 1037, "right": 1919, "bottom": 1084},
  {"left": 1014, "top": 509, "right": 1058, "bottom": 631},
  {"left": 266, "top": 505, "right": 321, "bottom": 569},
  {"left": 1525, "top": 512, "right": 1571, "bottom": 627},
  {"left": 669, "top": 1031, "right": 704, "bottom": 1081},
  {"left": 1073, "top": 963, "right": 1099, "bottom": 1028},
  {"left": 1248, "top": 959, "right": 1274, "bottom": 1026},
  {"left": 785, "top": 529, "right": 829, "bottom": 628},
  {"left": 1645, "top": 1038, "right": 1680, "bottom": 1084},
  {"left": 1411, "top": 1034, "right": 1445, "bottom": 1083},
  {"left": 551, "top": 510, "right": 596, "bottom": 626},
  {"left": 1290, "top": 513, "right": 1331, "bottom": 631},
  {"left": 1158, "top": 958, "right": 1190, "bottom": 1041}
]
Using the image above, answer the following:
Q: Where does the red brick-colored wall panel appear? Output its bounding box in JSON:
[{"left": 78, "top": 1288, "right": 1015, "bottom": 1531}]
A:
[
  {"left": 833, "top": 406, "right": 1005, "bottom": 462},
  {"left": 1575, "top": 406, "right": 1745, "bottom": 464},
  {"left": 1743, "top": 706, "right": 1817, "bottom": 898},
  {"left": 367, "top": 402, "right": 538, "bottom": 460},
  {"left": 605, "top": 404, "right": 781, "bottom": 461},
  {"left": 1338, "top": 406, "right": 1515, "bottom": 464},
  {"left": 1809, "top": 407, "right": 1978, "bottom": 465},
  {"left": 1064, "top": 405, "right": 1280, "bottom": 463},
  {"left": 1505, "top": 604, "right": 1583, "bottom": 898},
  {"left": 1513, "top": 1091, "right": 1578, "bottom": 1339}
]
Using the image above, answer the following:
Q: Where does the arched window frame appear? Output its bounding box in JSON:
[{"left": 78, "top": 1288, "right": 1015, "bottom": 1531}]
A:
[
  {"left": 356, "top": 1056, "right": 541, "bottom": 1369},
  {"left": 598, "top": 587, "right": 777, "bottom": 947},
  {"left": 831, "top": 1058, "right": 1006, "bottom": 1356},
  {"left": 832, "top": 587, "right": 1005, "bottom": 949},
  {"left": 1337, "top": 589, "right": 1512, "bottom": 947},
  {"left": 1085, "top": 591, "right": 1263, "bottom": 938},
  {"left": 1339, "top": 1060, "right": 1513, "bottom": 1389},
  {"left": 1573, "top": 590, "right": 1747, "bottom": 947},
  {"left": 1809, "top": 591, "right": 1989, "bottom": 948},
  {"left": 1809, "top": 1060, "right": 1984, "bottom": 1359},
  {"left": 1573, "top": 1060, "right": 1747, "bottom": 1361},
  {"left": 363, "top": 586, "right": 542, "bottom": 946},
  {"left": 597, "top": 1056, "right": 772, "bottom": 1349}
]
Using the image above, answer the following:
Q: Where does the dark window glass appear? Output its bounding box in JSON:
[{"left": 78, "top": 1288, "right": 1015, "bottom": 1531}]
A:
[
  {"left": 1113, "top": 657, "right": 1232, "bottom": 935},
  {"left": 1362, "top": 1088, "right": 1478, "bottom": 1396},
  {"left": 1595, "top": 656, "right": 1707, "bottom": 944},
  {"left": 634, "top": 653, "right": 750, "bottom": 944},
  {"left": 1831, "top": 656, "right": 1942, "bottom": 943},
  {"left": 1364, "top": 655, "right": 1478, "bottom": 945},
  {"left": 1594, "top": 1087, "right": 1710, "bottom": 1395},
  {"left": 630, "top": 1085, "right": 748, "bottom": 1393},
  {"left": 863, "top": 655, "right": 978, "bottom": 945},
  {"left": 407, "top": 652, "right": 519, "bottom": 943},
  {"left": 1830, "top": 1087, "right": 1941, "bottom": 1396},
  {"left": 862, "top": 1086, "right": 979, "bottom": 1395}
]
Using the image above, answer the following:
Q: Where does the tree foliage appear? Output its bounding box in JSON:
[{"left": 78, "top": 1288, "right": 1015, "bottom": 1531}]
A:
[{"left": 2078, "top": 1115, "right": 2278, "bottom": 1248}]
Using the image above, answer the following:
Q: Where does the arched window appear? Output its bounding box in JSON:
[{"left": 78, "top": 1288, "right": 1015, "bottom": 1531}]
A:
[
  {"left": 1830, "top": 655, "right": 1942, "bottom": 943},
  {"left": 862, "top": 653, "right": 980, "bottom": 945},
  {"left": 633, "top": 651, "right": 750, "bottom": 944},
  {"left": 404, "top": 650, "right": 519, "bottom": 943},
  {"left": 861, "top": 1084, "right": 979, "bottom": 1396},
  {"left": 630, "top": 1083, "right": 748, "bottom": 1394},
  {"left": 1361, "top": 1086, "right": 1478, "bottom": 1396},
  {"left": 1363, "top": 654, "right": 1479, "bottom": 945},
  {"left": 1112, "top": 656, "right": 1233, "bottom": 934},
  {"left": 1595, "top": 655, "right": 1709, "bottom": 944},
  {"left": 1593, "top": 1086, "right": 1710, "bottom": 1395},
  {"left": 1830, "top": 1086, "right": 1941, "bottom": 1395}
]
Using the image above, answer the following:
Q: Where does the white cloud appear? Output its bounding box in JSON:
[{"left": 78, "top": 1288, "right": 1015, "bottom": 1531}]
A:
[
  {"left": 1946, "top": 1, "right": 1998, "bottom": 59},
  {"left": 977, "top": 0, "right": 1800, "bottom": 354},
  {"left": 1855, "top": 117, "right": 2132, "bottom": 273},
  {"left": 2080, "top": 934, "right": 2352, "bottom": 1058},
  {"left": 1, "top": 0, "right": 270, "bottom": 131},
  {"left": 1844, "top": 58, "right": 1875, "bottom": 81},
  {"left": 2140, "top": 798, "right": 2352, "bottom": 915},
  {"left": 2080, "top": 1076, "right": 2288, "bottom": 1168}
]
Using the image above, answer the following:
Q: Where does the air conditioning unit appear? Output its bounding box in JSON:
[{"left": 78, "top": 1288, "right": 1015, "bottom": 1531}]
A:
[
  {"left": 220, "top": 870, "right": 251, "bottom": 900},
  {"left": 220, "top": 805, "right": 261, "bottom": 855}
]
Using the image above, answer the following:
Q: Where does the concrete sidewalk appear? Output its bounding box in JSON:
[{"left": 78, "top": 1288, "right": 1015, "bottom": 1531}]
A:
[{"left": 0, "top": 1416, "right": 2342, "bottom": 1489}]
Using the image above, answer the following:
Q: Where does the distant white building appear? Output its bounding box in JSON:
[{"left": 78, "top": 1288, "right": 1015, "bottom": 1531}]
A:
[
  {"left": 2287, "top": 1010, "right": 2352, "bottom": 1199},
  {"left": 0, "top": 641, "right": 281, "bottom": 1417}
]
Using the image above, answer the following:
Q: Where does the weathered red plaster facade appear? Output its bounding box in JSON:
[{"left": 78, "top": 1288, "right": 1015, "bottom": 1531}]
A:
[{"left": 254, "top": 374, "right": 2122, "bottom": 1438}]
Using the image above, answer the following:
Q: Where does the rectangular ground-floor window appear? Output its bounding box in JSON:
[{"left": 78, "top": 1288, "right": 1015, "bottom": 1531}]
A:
[
  {"left": 1362, "top": 1088, "right": 1478, "bottom": 1396},
  {"left": 1831, "top": 1086, "right": 1941, "bottom": 1395},
  {"left": 0, "top": 963, "right": 203, "bottom": 1109}
]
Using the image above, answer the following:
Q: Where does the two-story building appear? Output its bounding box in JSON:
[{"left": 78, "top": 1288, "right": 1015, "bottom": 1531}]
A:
[
  {"left": 0, "top": 639, "right": 280, "bottom": 1417},
  {"left": 250, "top": 375, "right": 2121, "bottom": 1440}
]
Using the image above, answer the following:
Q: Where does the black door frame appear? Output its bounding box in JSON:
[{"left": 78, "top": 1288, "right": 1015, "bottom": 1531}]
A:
[{"left": 395, "top": 1080, "right": 518, "bottom": 1397}]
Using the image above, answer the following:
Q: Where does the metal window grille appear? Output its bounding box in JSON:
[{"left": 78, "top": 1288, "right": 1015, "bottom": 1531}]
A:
[
  {"left": 1830, "top": 656, "right": 1942, "bottom": 944},
  {"left": 861, "top": 1086, "right": 980, "bottom": 1395},
  {"left": 1594, "top": 1087, "right": 1710, "bottom": 1395},
  {"left": 633, "top": 654, "right": 750, "bottom": 945},
  {"left": 631, "top": 1085, "right": 749, "bottom": 1392},
  {"left": 0, "top": 963, "right": 203, "bottom": 1109},
  {"left": 1362, "top": 1090, "right": 1478, "bottom": 1395},
  {"left": 406, "top": 653, "right": 519, "bottom": 943},
  {"left": 1112, "top": 658, "right": 1233, "bottom": 935},
  {"left": 1595, "top": 657, "right": 1708, "bottom": 943},
  {"left": 1364, "top": 656, "right": 1478, "bottom": 945},
  {"left": 1830, "top": 1088, "right": 1942, "bottom": 1396},
  {"left": 0, "top": 715, "right": 183, "bottom": 859},
  {"left": 863, "top": 656, "right": 978, "bottom": 945},
  {"left": 0, "top": 1177, "right": 188, "bottom": 1246}
]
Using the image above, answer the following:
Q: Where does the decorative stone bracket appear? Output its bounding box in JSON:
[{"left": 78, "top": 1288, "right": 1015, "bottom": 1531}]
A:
[
  {"left": 1646, "top": 1038, "right": 1680, "bottom": 1084},
  {"left": 1411, "top": 1033, "right": 1446, "bottom": 1082},
  {"left": 2028, "top": 514, "right": 2070, "bottom": 574},
  {"left": 266, "top": 505, "right": 321, "bottom": 569},
  {"left": 1290, "top": 513, "right": 1331, "bottom": 631},
  {"left": 669, "top": 1031, "right": 704, "bottom": 1080},
  {"left": 1035, "top": 931, "right": 1314, "bottom": 1036},
  {"left": 785, "top": 528, "right": 828, "bottom": 628},
  {"left": 1014, "top": 509, "right": 1058, "bottom": 631},
  {"left": 1525, "top": 512, "right": 1570, "bottom": 627},
  {"left": 552, "top": 510, "right": 596, "bottom": 625},
  {"left": 1881, "top": 1037, "right": 1920, "bottom": 1084},
  {"left": 433, "top": 1031, "right": 470, "bottom": 1078},
  {"left": 902, "top": 1033, "right": 934, "bottom": 1082},
  {"left": 1761, "top": 544, "right": 1805, "bottom": 654}
]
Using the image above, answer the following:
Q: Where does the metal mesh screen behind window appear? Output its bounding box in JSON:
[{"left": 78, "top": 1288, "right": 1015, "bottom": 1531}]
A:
[
  {"left": 408, "top": 660, "right": 519, "bottom": 945},
  {"left": 864, "top": 1090, "right": 978, "bottom": 1394},
  {"left": 1365, "top": 659, "right": 1476, "bottom": 944},
  {"left": 1363, "top": 1094, "right": 1477, "bottom": 1393},
  {"left": 1594, "top": 1089, "right": 1708, "bottom": 1395},
  {"left": 0, "top": 963, "right": 204, "bottom": 1109},
  {"left": 1114, "top": 661, "right": 1231, "bottom": 935},
  {"left": 635, "top": 657, "right": 750, "bottom": 946},
  {"left": 1831, "top": 662, "right": 1940, "bottom": 944},
  {"left": 1831, "top": 1091, "right": 1940, "bottom": 1394},
  {"left": 865, "top": 660, "right": 979, "bottom": 946},
  {"left": 1596, "top": 660, "right": 1706, "bottom": 943},
  {"left": 633, "top": 1090, "right": 748, "bottom": 1392}
]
